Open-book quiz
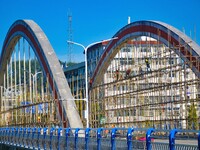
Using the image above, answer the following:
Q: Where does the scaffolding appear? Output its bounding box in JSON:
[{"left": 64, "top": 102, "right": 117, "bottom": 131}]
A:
[{"left": 89, "top": 36, "right": 200, "bottom": 129}]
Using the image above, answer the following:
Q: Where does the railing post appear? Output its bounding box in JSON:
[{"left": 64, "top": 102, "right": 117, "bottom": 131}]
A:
[
  {"left": 8, "top": 128, "right": 10, "bottom": 145},
  {"left": 50, "top": 127, "right": 55, "bottom": 150},
  {"left": 8, "top": 127, "right": 10, "bottom": 144},
  {"left": 0, "top": 128, "right": 1, "bottom": 143},
  {"left": 111, "top": 128, "right": 117, "bottom": 150},
  {"left": 97, "top": 128, "right": 103, "bottom": 150},
  {"left": 65, "top": 128, "right": 71, "bottom": 149},
  {"left": 1, "top": 128, "right": 3, "bottom": 144},
  {"left": 23, "top": 127, "right": 27, "bottom": 147},
  {"left": 12, "top": 127, "right": 15, "bottom": 145},
  {"left": 7, "top": 128, "right": 10, "bottom": 145},
  {"left": 57, "top": 127, "right": 62, "bottom": 150},
  {"left": 6, "top": 128, "right": 8, "bottom": 144},
  {"left": 146, "top": 128, "right": 155, "bottom": 150},
  {"left": 5, "top": 127, "right": 9, "bottom": 144},
  {"left": 31, "top": 127, "right": 36, "bottom": 148},
  {"left": 1, "top": 128, "right": 4, "bottom": 144},
  {"left": 0, "top": 128, "right": 2, "bottom": 144},
  {"left": 198, "top": 132, "right": 200, "bottom": 150},
  {"left": 19, "top": 127, "right": 23, "bottom": 147},
  {"left": 10, "top": 128, "right": 13, "bottom": 145},
  {"left": 0, "top": 128, "right": 1, "bottom": 144},
  {"left": 1, "top": 128, "right": 3, "bottom": 143},
  {"left": 43, "top": 127, "right": 47, "bottom": 150},
  {"left": 5, "top": 128, "right": 8, "bottom": 144},
  {"left": 37, "top": 128, "right": 41, "bottom": 149},
  {"left": 127, "top": 128, "right": 134, "bottom": 150},
  {"left": 10, "top": 127, "right": 13, "bottom": 145},
  {"left": 10, "top": 127, "right": 14, "bottom": 145},
  {"left": 2, "top": 128, "right": 4, "bottom": 144},
  {"left": 27, "top": 127, "right": 31, "bottom": 148},
  {"left": 7, "top": 128, "right": 10, "bottom": 144},
  {"left": 85, "top": 128, "right": 91, "bottom": 150},
  {"left": 9, "top": 128, "right": 12, "bottom": 144},
  {"left": 5, "top": 128, "right": 7, "bottom": 144},
  {"left": 169, "top": 129, "right": 178, "bottom": 150},
  {"left": 75, "top": 128, "right": 80, "bottom": 150},
  {"left": 3, "top": 128, "right": 5, "bottom": 144},
  {"left": 15, "top": 127, "right": 19, "bottom": 146}
]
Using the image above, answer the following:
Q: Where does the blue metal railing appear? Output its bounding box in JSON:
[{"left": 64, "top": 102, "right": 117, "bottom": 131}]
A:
[{"left": 0, "top": 127, "right": 199, "bottom": 150}]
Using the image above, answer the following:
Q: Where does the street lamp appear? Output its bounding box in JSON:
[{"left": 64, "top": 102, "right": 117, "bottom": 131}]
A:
[
  {"left": 24, "top": 70, "right": 42, "bottom": 99},
  {"left": 24, "top": 70, "right": 42, "bottom": 81},
  {"left": 24, "top": 70, "right": 43, "bottom": 122},
  {"left": 67, "top": 37, "right": 118, "bottom": 128}
]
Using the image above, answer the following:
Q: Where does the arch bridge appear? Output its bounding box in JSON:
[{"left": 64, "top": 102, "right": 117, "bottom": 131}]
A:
[
  {"left": 0, "top": 20, "right": 83, "bottom": 128},
  {"left": 0, "top": 20, "right": 199, "bottom": 130}
]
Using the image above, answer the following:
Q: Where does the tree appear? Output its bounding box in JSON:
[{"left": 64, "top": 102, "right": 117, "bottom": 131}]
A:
[
  {"left": 66, "top": 61, "right": 77, "bottom": 67},
  {"left": 187, "top": 103, "right": 198, "bottom": 130},
  {"left": 144, "top": 120, "right": 153, "bottom": 128}
]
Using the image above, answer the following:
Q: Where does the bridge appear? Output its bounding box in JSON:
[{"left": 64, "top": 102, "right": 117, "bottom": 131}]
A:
[{"left": 0, "top": 19, "right": 200, "bottom": 149}]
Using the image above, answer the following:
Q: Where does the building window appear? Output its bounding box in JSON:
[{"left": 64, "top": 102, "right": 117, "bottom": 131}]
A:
[
  {"left": 169, "top": 71, "right": 176, "bottom": 77},
  {"left": 9, "top": 100, "right": 12, "bottom": 106},
  {"left": 168, "top": 58, "right": 174, "bottom": 65}
]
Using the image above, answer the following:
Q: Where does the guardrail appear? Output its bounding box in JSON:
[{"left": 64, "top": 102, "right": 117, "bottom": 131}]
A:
[{"left": 0, "top": 127, "right": 199, "bottom": 150}]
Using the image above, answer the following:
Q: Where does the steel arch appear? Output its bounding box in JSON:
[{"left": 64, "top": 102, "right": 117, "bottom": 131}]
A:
[
  {"left": 92, "top": 20, "right": 200, "bottom": 86},
  {"left": 0, "top": 20, "right": 83, "bottom": 128}
]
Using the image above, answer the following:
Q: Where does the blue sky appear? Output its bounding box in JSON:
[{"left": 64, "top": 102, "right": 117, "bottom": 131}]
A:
[{"left": 0, "top": 0, "right": 199, "bottom": 63}]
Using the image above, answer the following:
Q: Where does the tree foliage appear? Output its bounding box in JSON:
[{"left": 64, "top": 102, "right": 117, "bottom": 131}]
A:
[
  {"left": 66, "top": 61, "right": 77, "bottom": 67},
  {"left": 144, "top": 120, "right": 153, "bottom": 128},
  {"left": 187, "top": 103, "right": 198, "bottom": 130}
]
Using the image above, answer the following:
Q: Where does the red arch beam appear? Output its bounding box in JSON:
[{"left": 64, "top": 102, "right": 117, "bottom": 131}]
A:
[{"left": 92, "top": 21, "right": 200, "bottom": 85}]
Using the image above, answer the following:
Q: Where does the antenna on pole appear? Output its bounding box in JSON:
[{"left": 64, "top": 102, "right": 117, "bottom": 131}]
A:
[
  {"left": 182, "top": 27, "right": 185, "bottom": 34},
  {"left": 67, "top": 10, "right": 73, "bottom": 63},
  {"left": 128, "top": 16, "right": 131, "bottom": 24},
  {"left": 194, "top": 24, "right": 196, "bottom": 42}
]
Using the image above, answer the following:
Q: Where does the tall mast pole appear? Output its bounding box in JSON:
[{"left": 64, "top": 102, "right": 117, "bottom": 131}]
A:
[{"left": 67, "top": 10, "right": 73, "bottom": 63}]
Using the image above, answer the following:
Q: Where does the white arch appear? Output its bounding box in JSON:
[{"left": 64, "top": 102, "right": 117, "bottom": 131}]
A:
[{"left": 0, "top": 20, "right": 83, "bottom": 128}]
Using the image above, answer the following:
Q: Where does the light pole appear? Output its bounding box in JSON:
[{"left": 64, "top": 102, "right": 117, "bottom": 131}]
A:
[
  {"left": 67, "top": 37, "right": 118, "bottom": 128},
  {"left": 24, "top": 70, "right": 42, "bottom": 122},
  {"left": 24, "top": 70, "right": 42, "bottom": 100}
]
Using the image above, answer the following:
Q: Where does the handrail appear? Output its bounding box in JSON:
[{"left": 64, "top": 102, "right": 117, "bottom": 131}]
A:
[{"left": 0, "top": 127, "right": 199, "bottom": 150}]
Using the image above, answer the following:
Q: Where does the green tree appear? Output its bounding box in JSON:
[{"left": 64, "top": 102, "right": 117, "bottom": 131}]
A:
[
  {"left": 66, "top": 61, "right": 77, "bottom": 67},
  {"left": 144, "top": 120, "right": 153, "bottom": 128},
  {"left": 187, "top": 103, "right": 198, "bottom": 130}
]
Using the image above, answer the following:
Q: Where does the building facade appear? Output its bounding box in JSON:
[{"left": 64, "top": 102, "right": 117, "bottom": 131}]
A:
[
  {"left": 63, "top": 37, "right": 199, "bottom": 129},
  {"left": 88, "top": 36, "right": 199, "bottom": 129}
]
